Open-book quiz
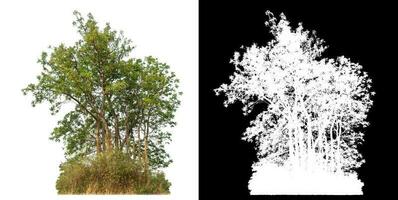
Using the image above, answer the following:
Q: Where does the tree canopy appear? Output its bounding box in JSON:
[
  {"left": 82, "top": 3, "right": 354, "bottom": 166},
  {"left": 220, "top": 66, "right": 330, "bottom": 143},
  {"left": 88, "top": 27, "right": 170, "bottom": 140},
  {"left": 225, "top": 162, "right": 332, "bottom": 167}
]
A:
[
  {"left": 215, "top": 11, "right": 374, "bottom": 174},
  {"left": 22, "top": 11, "right": 180, "bottom": 193}
]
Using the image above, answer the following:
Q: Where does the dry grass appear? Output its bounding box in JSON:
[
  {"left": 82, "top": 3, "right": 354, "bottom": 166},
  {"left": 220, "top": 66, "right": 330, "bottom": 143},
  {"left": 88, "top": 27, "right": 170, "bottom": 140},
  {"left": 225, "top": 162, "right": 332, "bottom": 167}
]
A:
[{"left": 56, "top": 151, "right": 171, "bottom": 194}]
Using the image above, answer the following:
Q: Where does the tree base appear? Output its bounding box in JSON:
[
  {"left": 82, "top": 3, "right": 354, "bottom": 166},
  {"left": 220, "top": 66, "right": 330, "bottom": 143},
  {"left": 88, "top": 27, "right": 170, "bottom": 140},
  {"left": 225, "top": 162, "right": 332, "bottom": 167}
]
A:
[{"left": 56, "top": 151, "right": 171, "bottom": 194}]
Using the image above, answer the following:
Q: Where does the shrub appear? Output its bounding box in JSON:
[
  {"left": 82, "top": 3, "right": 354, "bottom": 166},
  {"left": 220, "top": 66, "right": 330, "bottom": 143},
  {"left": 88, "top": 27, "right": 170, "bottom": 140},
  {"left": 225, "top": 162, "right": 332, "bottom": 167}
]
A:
[
  {"left": 56, "top": 151, "right": 171, "bottom": 194},
  {"left": 135, "top": 171, "right": 171, "bottom": 194}
]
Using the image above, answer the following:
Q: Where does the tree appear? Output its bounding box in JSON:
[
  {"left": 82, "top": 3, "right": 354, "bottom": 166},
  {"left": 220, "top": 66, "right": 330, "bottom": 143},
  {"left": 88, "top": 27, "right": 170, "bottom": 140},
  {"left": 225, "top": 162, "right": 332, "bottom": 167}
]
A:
[
  {"left": 215, "top": 11, "right": 374, "bottom": 175},
  {"left": 22, "top": 11, "right": 180, "bottom": 192}
]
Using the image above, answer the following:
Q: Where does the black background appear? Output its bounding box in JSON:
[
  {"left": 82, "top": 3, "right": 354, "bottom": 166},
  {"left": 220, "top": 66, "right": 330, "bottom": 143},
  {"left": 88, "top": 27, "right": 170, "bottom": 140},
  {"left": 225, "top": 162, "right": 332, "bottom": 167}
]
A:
[{"left": 200, "top": 1, "right": 397, "bottom": 199}]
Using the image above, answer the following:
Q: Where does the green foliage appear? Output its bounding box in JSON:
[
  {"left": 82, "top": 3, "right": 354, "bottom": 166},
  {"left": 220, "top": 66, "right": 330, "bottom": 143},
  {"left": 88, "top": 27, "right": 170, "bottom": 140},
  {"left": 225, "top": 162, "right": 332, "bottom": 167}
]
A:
[
  {"left": 50, "top": 111, "right": 95, "bottom": 157},
  {"left": 56, "top": 151, "right": 170, "bottom": 194},
  {"left": 22, "top": 11, "right": 180, "bottom": 164}
]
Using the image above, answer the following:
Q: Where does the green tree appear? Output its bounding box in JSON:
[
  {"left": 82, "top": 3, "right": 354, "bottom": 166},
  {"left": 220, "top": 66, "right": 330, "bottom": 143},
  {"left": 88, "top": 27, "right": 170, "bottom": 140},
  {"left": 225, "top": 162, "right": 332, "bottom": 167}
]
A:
[{"left": 22, "top": 11, "right": 180, "bottom": 193}]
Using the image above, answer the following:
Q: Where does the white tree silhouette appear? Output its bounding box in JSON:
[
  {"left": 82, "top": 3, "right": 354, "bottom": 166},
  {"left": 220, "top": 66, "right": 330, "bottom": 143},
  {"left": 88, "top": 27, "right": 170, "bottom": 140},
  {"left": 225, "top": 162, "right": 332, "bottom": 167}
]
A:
[{"left": 215, "top": 11, "right": 374, "bottom": 190}]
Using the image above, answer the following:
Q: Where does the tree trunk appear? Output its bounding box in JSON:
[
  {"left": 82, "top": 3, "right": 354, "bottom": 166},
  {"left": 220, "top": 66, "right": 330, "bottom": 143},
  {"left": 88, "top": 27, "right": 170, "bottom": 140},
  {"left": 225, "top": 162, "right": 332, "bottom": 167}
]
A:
[
  {"left": 143, "top": 121, "right": 150, "bottom": 185},
  {"left": 100, "top": 116, "right": 113, "bottom": 152},
  {"left": 114, "top": 114, "right": 120, "bottom": 150},
  {"left": 130, "top": 130, "right": 135, "bottom": 159},
  {"left": 137, "top": 126, "right": 142, "bottom": 163},
  {"left": 101, "top": 129, "right": 106, "bottom": 152},
  {"left": 123, "top": 114, "right": 131, "bottom": 154},
  {"left": 99, "top": 64, "right": 112, "bottom": 151},
  {"left": 95, "top": 119, "right": 102, "bottom": 154}
]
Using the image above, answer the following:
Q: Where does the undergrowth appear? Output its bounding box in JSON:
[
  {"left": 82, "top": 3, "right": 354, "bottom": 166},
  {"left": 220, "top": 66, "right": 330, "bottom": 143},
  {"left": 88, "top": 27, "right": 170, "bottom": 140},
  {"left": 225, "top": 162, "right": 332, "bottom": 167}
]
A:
[{"left": 56, "top": 151, "right": 170, "bottom": 194}]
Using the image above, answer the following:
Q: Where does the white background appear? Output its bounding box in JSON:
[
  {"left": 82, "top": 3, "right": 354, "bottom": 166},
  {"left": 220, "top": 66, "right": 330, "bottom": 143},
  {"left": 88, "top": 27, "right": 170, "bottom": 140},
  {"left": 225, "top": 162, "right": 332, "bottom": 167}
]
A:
[{"left": 0, "top": 0, "right": 198, "bottom": 199}]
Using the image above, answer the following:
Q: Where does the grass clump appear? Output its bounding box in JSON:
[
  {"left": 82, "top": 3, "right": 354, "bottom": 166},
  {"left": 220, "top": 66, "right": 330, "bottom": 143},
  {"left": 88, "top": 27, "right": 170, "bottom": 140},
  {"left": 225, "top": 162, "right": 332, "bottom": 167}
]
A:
[{"left": 56, "top": 151, "right": 170, "bottom": 194}]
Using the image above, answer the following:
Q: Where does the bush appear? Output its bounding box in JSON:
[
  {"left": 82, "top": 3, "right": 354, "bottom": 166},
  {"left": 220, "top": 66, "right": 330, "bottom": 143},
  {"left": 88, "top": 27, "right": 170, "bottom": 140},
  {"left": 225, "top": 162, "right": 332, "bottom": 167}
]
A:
[
  {"left": 56, "top": 157, "right": 90, "bottom": 194},
  {"left": 135, "top": 171, "right": 171, "bottom": 194},
  {"left": 56, "top": 151, "right": 171, "bottom": 194}
]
